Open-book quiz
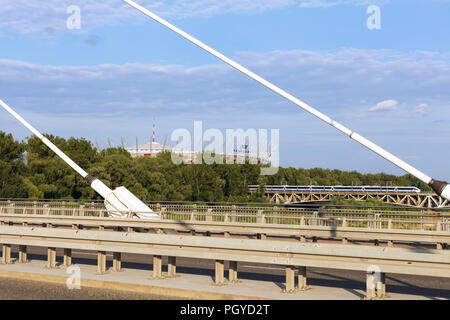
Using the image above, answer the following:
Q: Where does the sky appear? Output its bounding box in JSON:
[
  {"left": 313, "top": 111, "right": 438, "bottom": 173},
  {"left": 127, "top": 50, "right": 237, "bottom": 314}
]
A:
[{"left": 1, "top": 0, "right": 450, "bottom": 181}]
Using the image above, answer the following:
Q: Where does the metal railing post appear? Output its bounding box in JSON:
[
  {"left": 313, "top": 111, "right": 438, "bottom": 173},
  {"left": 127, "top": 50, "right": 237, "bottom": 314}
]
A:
[
  {"left": 1, "top": 244, "right": 11, "bottom": 264},
  {"left": 229, "top": 261, "right": 239, "bottom": 283},
  {"left": 47, "top": 247, "right": 57, "bottom": 269},
  {"left": 214, "top": 260, "right": 226, "bottom": 285},
  {"left": 167, "top": 256, "right": 177, "bottom": 278},
  {"left": 63, "top": 249, "right": 72, "bottom": 267},
  {"left": 113, "top": 252, "right": 122, "bottom": 272},
  {"left": 97, "top": 251, "right": 107, "bottom": 274},
  {"left": 283, "top": 266, "right": 296, "bottom": 293}
]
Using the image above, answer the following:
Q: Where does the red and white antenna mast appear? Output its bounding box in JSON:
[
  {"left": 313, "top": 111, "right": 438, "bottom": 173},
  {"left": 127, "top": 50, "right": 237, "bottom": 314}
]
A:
[
  {"left": 150, "top": 116, "right": 155, "bottom": 156},
  {"left": 152, "top": 116, "right": 156, "bottom": 143}
]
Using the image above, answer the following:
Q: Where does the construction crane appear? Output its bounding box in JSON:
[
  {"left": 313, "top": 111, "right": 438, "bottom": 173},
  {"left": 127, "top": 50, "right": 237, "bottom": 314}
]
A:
[
  {"left": 0, "top": 99, "right": 159, "bottom": 220},
  {"left": 121, "top": 0, "right": 450, "bottom": 202}
]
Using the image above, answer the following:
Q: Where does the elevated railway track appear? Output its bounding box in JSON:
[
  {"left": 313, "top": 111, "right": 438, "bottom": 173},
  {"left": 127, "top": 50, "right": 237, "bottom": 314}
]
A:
[{"left": 248, "top": 186, "right": 449, "bottom": 208}]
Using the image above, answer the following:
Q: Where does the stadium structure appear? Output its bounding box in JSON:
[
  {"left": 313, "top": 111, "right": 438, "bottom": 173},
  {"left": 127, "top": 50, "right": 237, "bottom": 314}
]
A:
[{"left": 124, "top": 119, "right": 271, "bottom": 164}]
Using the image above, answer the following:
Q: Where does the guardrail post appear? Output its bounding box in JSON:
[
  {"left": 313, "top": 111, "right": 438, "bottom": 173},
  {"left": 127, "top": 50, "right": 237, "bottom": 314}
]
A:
[
  {"left": 150, "top": 255, "right": 163, "bottom": 279},
  {"left": 257, "top": 210, "right": 265, "bottom": 224},
  {"left": 63, "top": 249, "right": 72, "bottom": 267},
  {"left": 2, "top": 244, "right": 12, "bottom": 264},
  {"left": 297, "top": 266, "right": 309, "bottom": 291},
  {"left": 113, "top": 252, "right": 122, "bottom": 272},
  {"left": 377, "top": 273, "right": 386, "bottom": 299},
  {"left": 228, "top": 261, "right": 239, "bottom": 283},
  {"left": 76, "top": 205, "right": 83, "bottom": 217},
  {"left": 193, "top": 204, "right": 198, "bottom": 220},
  {"left": 365, "top": 269, "right": 386, "bottom": 299},
  {"left": 366, "top": 271, "right": 376, "bottom": 300},
  {"left": 272, "top": 206, "right": 280, "bottom": 224},
  {"left": 312, "top": 212, "right": 318, "bottom": 226},
  {"left": 283, "top": 266, "right": 296, "bottom": 293},
  {"left": 167, "top": 256, "right": 177, "bottom": 278},
  {"left": 97, "top": 251, "right": 107, "bottom": 274},
  {"left": 18, "top": 245, "right": 28, "bottom": 263},
  {"left": 272, "top": 206, "right": 278, "bottom": 225},
  {"left": 160, "top": 207, "right": 166, "bottom": 219},
  {"left": 206, "top": 208, "right": 212, "bottom": 222},
  {"left": 47, "top": 247, "right": 57, "bottom": 269},
  {"left": 8, "top": 202, "right": 15, "bottom": 215},
  {"left": 214, "top": 260, "right": 226, "bottom": 286}
]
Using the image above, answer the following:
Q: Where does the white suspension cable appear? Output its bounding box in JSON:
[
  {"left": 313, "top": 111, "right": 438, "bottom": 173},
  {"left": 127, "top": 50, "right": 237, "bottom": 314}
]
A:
[{"left": 122, "top": 0, "right": 450, "bottom": 201}]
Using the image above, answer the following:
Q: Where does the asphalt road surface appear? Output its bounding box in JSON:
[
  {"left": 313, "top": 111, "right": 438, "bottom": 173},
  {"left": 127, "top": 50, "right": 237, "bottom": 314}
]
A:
[{"left": 0, "top": 277, "right": 175, "bottom": 300}]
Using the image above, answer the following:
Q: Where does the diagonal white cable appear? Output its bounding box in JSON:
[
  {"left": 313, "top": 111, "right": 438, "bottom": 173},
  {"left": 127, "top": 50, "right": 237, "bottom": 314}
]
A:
[
  {"left": 0, "top": 98, "right": 89, "bottom": 178},
  {"left": 122, "top": 0, "right": 434, "bottom": 186},
  {"left": 0, "top": 98, "right": 114, "bottom": 200}
]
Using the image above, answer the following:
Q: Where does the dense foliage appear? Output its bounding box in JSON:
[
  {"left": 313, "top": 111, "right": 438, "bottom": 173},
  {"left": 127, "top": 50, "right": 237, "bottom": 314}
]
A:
[{"left": 0, "top": 131, "right": 430, "bottom": 201}]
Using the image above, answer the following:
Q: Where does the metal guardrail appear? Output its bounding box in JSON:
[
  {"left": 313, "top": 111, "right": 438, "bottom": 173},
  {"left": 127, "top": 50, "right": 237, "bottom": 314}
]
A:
[
  {"left": 0, "top": 225, "right": 449, "bottom": 298},
  {"left": 1, "top": 201, "right": 449, "bottom": 232}
]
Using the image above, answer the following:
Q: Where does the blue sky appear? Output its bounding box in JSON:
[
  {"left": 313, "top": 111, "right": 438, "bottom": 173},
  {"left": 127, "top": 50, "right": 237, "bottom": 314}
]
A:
[{"left": 1, "top": 0, "right": 450, "bottom": 180}]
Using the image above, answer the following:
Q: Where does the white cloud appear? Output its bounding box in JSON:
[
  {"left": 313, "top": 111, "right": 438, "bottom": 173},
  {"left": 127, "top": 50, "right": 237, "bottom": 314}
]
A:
[
  {"left": 0, "top": 0, "right": 389, "bottom": 35},
  {"left": 1, "top": 48, "right": 450, "bottom": 121},
  {"left": 413, "top": 103, "right": 429, "bottom": 114},
  {"left": 369, "top": 99, "right": 399, "bottom": 112}
]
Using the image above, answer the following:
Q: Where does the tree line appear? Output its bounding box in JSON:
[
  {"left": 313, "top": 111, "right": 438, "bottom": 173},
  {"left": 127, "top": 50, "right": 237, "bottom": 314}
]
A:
[{"left": 0, "top": 131, "right": 430, "bottom": 202}]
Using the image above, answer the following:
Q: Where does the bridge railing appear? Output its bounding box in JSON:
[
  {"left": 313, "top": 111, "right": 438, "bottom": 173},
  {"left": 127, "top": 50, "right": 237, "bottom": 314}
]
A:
[{"left": 1, "top": 200, "right": 449, "bottom": 232}]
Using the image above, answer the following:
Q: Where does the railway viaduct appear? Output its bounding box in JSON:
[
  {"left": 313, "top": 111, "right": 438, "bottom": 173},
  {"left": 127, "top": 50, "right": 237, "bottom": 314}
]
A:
[{"left": 249, "top": 187, "right": 449, "bottom": 209}]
